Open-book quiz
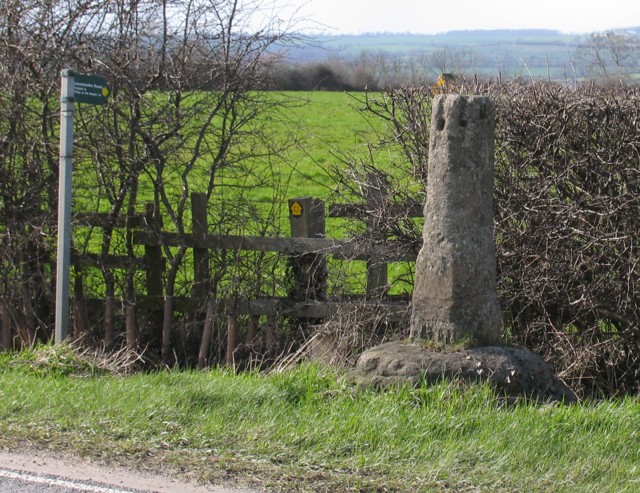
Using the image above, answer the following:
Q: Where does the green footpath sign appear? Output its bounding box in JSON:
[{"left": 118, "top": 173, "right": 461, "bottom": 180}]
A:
[
  {"left": 74, "top": 74, "right": 110, "bottom": 105},
  {"left": 56, "top": 69, "right": 111, "bottom": 343}
]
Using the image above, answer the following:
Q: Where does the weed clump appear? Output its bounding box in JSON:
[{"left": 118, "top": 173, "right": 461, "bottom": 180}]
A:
[{"left": 3, "top": 341, "right": 141, "bottom": 377}]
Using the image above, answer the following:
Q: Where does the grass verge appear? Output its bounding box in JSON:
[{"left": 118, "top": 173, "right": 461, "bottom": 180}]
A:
[{"left": 1, "top": 344, "right": 639, "bottom": 492}]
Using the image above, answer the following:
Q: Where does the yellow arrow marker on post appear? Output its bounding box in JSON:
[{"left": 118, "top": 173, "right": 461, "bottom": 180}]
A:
[{"left": 290, "top": 201, "right": 303, "bottom": 217}]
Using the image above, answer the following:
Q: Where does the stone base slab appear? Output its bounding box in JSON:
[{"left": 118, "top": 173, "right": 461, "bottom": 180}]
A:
[{"left": 349, "top": 341, "right": 577, "bottom": 404}]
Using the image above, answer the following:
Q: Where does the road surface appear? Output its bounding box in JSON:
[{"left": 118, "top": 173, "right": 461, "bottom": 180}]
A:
[{"left": 0, "top": 450, "right": 260, "bottom": 493}]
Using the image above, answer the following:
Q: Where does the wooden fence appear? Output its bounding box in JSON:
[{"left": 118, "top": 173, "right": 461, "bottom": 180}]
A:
[{"left": 64, "top": 174, "right": 424, "bottom": 361}]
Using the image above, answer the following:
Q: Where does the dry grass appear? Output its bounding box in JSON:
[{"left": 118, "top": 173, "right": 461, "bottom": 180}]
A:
[{"left": 7, "top": 339, "right": 143, "bottom": 377}]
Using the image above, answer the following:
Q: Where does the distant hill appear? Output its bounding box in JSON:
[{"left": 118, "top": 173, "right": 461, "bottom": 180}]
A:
[{"left": 286, "top": 29, "right": 640, "bottom": 80}]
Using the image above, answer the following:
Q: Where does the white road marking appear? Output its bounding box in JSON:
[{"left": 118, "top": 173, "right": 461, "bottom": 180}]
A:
[{"left": 0, "top": 468, "right": 141, "bottom": 493}]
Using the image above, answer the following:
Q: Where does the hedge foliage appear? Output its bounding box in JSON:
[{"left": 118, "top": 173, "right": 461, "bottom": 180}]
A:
[{"left": 490, "top": 82, "right": 640, "bottom": 396}]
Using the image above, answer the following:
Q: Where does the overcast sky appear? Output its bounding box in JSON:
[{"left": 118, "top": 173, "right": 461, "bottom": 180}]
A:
[{"left": 271, "top": 0, "right": 640, "bottom": 35}]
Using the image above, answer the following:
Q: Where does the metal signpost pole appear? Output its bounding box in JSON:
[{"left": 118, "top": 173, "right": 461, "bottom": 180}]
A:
[{"left": 55, "top": 69, "right": 74, "bottom": 343}]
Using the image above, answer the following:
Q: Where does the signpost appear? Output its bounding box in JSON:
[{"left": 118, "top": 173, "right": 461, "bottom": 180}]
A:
[
  {"left": 55, "top": 70, "right": 109, "bottom": 344},
  {"left": 74, "top": 74, "right": 110, "bottom": 105}
]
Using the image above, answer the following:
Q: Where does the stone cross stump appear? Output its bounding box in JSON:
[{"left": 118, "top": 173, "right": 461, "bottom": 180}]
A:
[
  {"left": 410, "top": 94, "right": 502, "bottom": 346},
  {"left": 348, "top": 94, "right": 577, "bottom": 403}
]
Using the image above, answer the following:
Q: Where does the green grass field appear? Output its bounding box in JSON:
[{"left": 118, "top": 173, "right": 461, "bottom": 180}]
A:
[
  {"left": 72, "top": 91, "right": 386, "bottom": 223},
  {"left": 230, "top": 91, "right": 417, "bottom": 295},
  {"left": 1, "top": 344, "right": 639, "bottom": 492},
  {"left": 230, "top": 91, "right": 389, "bottom": 208},
  {"left": 71, "top": 91, "right": 417, "bottom": 297}
]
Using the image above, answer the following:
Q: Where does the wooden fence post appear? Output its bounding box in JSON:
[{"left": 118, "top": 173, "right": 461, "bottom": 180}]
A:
[
  {"left": 103, "top": 292, "right": 115, "bottom": 346},
  {"left": 247, "top": 314, "right": 259, "bottom": 346},
  {"left": 365, "top": 173, "right": 389, "bottom": 299},
  {"left": 72, "top": 266, "right": 89, "bottom": 338},
  {"left": 226, "top": 311, "right": 238, "bottom": 367},
  {"left": 288, "top": 197, "right": 326, "bottom": 304},
  {"left": 144, "top": 202, "right": 164, "bottom": 334},
  {"left": 191, "top": 193, "right": 209, "bottom": 302},
  {"left": 125, "top": 301, "right": 137, "bottom": 351}
]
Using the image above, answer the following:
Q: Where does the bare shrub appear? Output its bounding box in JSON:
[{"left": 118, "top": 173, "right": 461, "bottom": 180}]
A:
[{"left": 0, "top": 0, "right": 300, "bottom": 361}]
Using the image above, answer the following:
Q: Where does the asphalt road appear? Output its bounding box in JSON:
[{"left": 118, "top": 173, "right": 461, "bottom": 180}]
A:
[
  {"left": 0, "top": 468, "right": 143, "bottom": 493},
  {"left": 0, "top": 451, "right": 260, "bottom": 493}
]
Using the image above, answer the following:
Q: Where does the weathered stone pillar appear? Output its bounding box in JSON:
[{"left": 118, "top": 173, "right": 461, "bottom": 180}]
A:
[{"left": 410, "top": 95, "right": 501, "bottom": 345}]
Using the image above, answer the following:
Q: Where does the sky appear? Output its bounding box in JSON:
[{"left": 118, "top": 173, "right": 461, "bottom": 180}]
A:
[{"left": 273, "top": 0, "right": 640, "bottom": 35}]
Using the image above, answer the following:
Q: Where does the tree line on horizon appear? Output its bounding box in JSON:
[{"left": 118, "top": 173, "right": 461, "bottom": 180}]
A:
[{"left": 267, "top": 29, "right": 640, "bottom": 91}]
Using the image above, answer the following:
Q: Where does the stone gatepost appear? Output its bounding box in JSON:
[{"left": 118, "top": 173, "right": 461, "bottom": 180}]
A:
[{"left": 410, "top": 95, "right": 501, "bottom": 345}]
